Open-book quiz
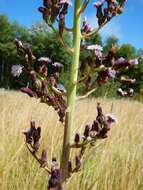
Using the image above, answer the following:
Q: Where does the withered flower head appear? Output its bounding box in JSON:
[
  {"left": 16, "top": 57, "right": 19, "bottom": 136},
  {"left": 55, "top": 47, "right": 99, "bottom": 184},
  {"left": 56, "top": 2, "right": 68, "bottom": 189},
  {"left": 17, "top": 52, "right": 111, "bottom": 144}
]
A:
[
  {"left": 75, "top": 156, "right": 81, "bottom": 170},
  {"left": 48, "top": 168, "right": 62, "bottom": 190},
  {"left": 40, "top": 149, "right": 47, "bottom": 167},
  {"left": 83, "top": 125, "right": 90, "bottom": 138},
  {"left": 91, "top": 120, "right": 100, "bottom": 132},
  {"left": 96, "top": 127, "right": 108, "bottom": 139},
  {"left": 74, "top": 133, "right": 80, "bottom": 144},
  {"left": 68, "top": 161, "right": 72, "bottom": 174}
]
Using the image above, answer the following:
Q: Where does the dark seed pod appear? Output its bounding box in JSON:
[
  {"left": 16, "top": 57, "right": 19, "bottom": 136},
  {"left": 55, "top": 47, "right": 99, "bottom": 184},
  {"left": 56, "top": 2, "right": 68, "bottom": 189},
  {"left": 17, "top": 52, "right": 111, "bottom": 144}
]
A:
[
  {"left": 91, "top": 120, "right": 100, "bottom": 132},
  {"left": 33, "top": 141, "right": 40, "bottom": 153},
  {"left": 96, "top": 127, "right": 108, "bottom": 139},
  {"left": 83, "top": 125, "right": 90, "bottom": 138},
  {"left": 68, "top": 161, "right": 72, "bottom": 174},
  {"left": 75, "top": 156, "right": 81, "bottom": 170},
  {"left": 40, "top": 149, "right": 47, "bottom": 167},
  {"left": 74, "top": 133, "right": 80, "bottom": 144}
]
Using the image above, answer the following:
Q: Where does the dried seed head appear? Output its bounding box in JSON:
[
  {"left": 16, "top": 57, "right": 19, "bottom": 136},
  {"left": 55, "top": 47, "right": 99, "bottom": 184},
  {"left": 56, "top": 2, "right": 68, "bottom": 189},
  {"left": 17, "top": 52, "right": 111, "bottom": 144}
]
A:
[{"left": 74, "top": 133, "right": 80, "bottom": 144}]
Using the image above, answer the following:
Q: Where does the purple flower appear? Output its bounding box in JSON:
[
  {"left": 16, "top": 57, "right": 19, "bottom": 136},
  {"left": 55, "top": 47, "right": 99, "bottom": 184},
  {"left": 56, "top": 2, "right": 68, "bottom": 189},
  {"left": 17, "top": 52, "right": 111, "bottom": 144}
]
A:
[
  {"left": 107, "top": 68, "right": 116, "bottom": 78},
  {"left": 22, "top": 128, "right": 32, "bottom": 144},
  {"left": 22, "top": 121, "right": 41, "bottom": 152},
  {"left": 116, "top": 57, "right": 126, "bottom": 64},
  {"left": 129, "top": 59, "right": 139, "bottom": 66},
  {"left": 48, "top": 168, "right": 62, "bottom": 190},
  {"left": 87, "top": 45, "right": 103, "bottom": 58},
  {"left": 81, "top": 17, "right": 92, "bottom": 34}
]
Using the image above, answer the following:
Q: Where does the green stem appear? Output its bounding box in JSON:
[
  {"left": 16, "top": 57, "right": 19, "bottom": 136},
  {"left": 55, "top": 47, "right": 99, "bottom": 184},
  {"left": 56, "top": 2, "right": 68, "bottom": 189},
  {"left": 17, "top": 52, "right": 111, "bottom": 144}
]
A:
[{"left": 60, "top": 0, "right": 81, "bottom": 183}]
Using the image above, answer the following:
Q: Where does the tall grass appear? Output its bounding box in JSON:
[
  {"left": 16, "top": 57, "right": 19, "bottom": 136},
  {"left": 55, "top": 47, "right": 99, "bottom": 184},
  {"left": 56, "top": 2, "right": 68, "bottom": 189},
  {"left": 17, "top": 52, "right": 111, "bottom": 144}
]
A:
[{"left": 0, "top": 90, "right": 143, "bottom": 190}]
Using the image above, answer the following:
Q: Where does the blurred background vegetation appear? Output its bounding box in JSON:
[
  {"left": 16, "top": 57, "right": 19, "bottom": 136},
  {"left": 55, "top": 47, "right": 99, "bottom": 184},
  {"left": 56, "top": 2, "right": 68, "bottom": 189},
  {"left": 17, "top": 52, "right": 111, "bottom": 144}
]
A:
[{"left": 0, "top": 14, "right": 143, "bottom": 100}]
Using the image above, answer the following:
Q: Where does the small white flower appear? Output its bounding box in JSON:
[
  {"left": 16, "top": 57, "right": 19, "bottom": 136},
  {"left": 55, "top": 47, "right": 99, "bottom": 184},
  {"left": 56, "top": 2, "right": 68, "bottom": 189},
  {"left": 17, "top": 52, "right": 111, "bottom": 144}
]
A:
[
  {"left": 52, "top": 62, "right": 64, "bottom": 68},
  {"left": 84, "top": 16, "right": 87, "bottom": 22},
  {"left": 59, "top": 0, "right": 72, "bottom": 6},
  {"left": 57, "top": 84, "right": 67, "bottom": 93},
  {"left": 87, "top": 136, "right": 92, "bottom": 141},
  {"left": 87, "top": 44, "right": 103, "bottom": 58},
  {"left": 38, "top": 57, "right": 51, "bottom": 63},
  {"left": 11, "top": 65, "right": 23, "bottom": 77},
  {"left": 51, "top": 161, "right": 57, "bottom": 167},
  {"left": 129, "top": 88, "right": 134, "bottom": 93},
  {"left": 87, "top": 44, "right": 103, "bottom": 51}
]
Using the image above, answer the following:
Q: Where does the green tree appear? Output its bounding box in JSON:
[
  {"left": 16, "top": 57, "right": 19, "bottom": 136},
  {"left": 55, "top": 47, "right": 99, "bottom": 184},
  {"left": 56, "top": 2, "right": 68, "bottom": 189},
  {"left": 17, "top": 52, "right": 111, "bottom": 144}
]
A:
[
  {"left": 118, "top": 43, "right": 136, "bottom": 59},
  {"left": 104, "top": 35, "right": 119, "bottom": 53}
]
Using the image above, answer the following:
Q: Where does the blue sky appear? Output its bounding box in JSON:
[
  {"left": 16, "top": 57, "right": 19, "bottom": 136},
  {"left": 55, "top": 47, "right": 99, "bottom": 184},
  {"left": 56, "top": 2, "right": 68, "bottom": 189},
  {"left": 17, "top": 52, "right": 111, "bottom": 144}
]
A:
[{"left": 0, "top": 0, "right": 143, "bottom": 49}]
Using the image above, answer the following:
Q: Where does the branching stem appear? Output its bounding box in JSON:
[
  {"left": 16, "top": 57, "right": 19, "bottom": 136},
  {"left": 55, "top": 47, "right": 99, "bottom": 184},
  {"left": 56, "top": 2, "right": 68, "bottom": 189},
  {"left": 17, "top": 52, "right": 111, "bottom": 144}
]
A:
[
  {"left": 82, "top": 16, "right": 114, "bottom": 39},
  {"left": 78, "top": 0, "right": 89, "bottom": 15},
  {"left": 25, "top": 143, "right": 51, "bottom": 174},
  {"left": 60, "top": 0, "right": 82, "bottom": 183}
]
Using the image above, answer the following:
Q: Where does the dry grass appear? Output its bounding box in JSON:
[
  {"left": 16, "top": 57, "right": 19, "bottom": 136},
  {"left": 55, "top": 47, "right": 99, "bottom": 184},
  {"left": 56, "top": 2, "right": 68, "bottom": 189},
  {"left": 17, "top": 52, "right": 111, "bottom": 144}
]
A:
[{"left": 0, "top": 89, "right": 143, "bottom": 190}]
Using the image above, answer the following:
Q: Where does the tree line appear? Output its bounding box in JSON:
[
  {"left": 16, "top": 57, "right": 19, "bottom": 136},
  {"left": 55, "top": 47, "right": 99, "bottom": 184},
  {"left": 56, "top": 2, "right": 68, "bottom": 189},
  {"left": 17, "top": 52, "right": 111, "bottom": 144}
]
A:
[{"left": 0, "top": 14, "right": 143, "bottom": 100}]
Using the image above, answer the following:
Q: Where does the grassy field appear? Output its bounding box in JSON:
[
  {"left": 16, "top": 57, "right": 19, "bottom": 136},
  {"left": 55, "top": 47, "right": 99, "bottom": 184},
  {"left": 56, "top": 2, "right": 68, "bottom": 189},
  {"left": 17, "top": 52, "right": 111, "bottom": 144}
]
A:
[{"left": 0, "top": 90, "right": 143, "bottom": 190}]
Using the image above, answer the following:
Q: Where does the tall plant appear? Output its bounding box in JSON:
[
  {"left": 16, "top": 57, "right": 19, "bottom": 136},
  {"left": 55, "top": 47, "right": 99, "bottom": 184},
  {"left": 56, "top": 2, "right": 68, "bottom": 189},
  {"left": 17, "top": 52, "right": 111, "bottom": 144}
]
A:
[{"left": 12, "top": 0, "right": 139, "bottom": 189}]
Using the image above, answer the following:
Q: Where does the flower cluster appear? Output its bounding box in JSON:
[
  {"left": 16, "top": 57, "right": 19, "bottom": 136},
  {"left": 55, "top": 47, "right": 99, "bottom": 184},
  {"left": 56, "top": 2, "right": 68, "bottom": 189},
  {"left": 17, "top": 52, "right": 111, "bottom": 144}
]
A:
[
  {"left": 48, "top": 158, "right": 62, "bottom": 190},
  {"left": 117, "top": 76, "right": 136, "bottom": 97},
  {"left": 22, "top": 103, "right": 116, "bottom": 184},
  {"left": 38, "top": 0, "right": 71, "bottom": 36},
  {"left": 22, "top": 121, "right": 41, "bottom": 153},
  {"left": 94, "top": 0, "right": 126, "bottom": 26},
  {"left": 80, "top": 45, "right": 138, "bottom": 92},
  {"left": 81, "top": 17, "right": 92, "bottom": 35},
  {"left": 14, "top": 38, "right": 67, "bottom": 123},
  {"left": 22, "top": 121, "right": 62, "bottom": 190},
  {"left": 67, "top": 103, "right": 116, "bottom": 176}
]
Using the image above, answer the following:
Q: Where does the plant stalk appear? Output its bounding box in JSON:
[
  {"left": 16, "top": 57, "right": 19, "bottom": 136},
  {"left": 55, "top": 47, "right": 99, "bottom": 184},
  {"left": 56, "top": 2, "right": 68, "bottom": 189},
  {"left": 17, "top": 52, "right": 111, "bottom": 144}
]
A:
[{"left": 60, "top": 0, "right": 81, "bottom": 183}]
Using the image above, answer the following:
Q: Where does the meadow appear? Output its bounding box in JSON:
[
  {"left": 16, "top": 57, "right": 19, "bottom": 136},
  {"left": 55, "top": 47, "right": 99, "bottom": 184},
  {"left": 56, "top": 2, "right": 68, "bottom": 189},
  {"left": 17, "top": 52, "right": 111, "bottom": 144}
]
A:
[{"left": 0, "top": 90, "right": 143, "bottom": 190}]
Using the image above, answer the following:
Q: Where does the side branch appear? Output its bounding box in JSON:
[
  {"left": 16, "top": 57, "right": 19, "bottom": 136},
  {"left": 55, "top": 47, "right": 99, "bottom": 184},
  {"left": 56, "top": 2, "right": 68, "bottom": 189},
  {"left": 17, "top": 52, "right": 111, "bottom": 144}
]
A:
[
  {"left": 25, "top": 143, "right": 51, "bottom": 174},
  {"left": 82, "top": 16, "right": 114, "bottom": 39},
  {"left": 78, "top": 0, "right": 89, "bottom": 15},
  {"left": 76, "top": 88, "right": 97, "bottom": 101},
  {"left": 50, "top": 24, "right": 73, "bottom": 54}
]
